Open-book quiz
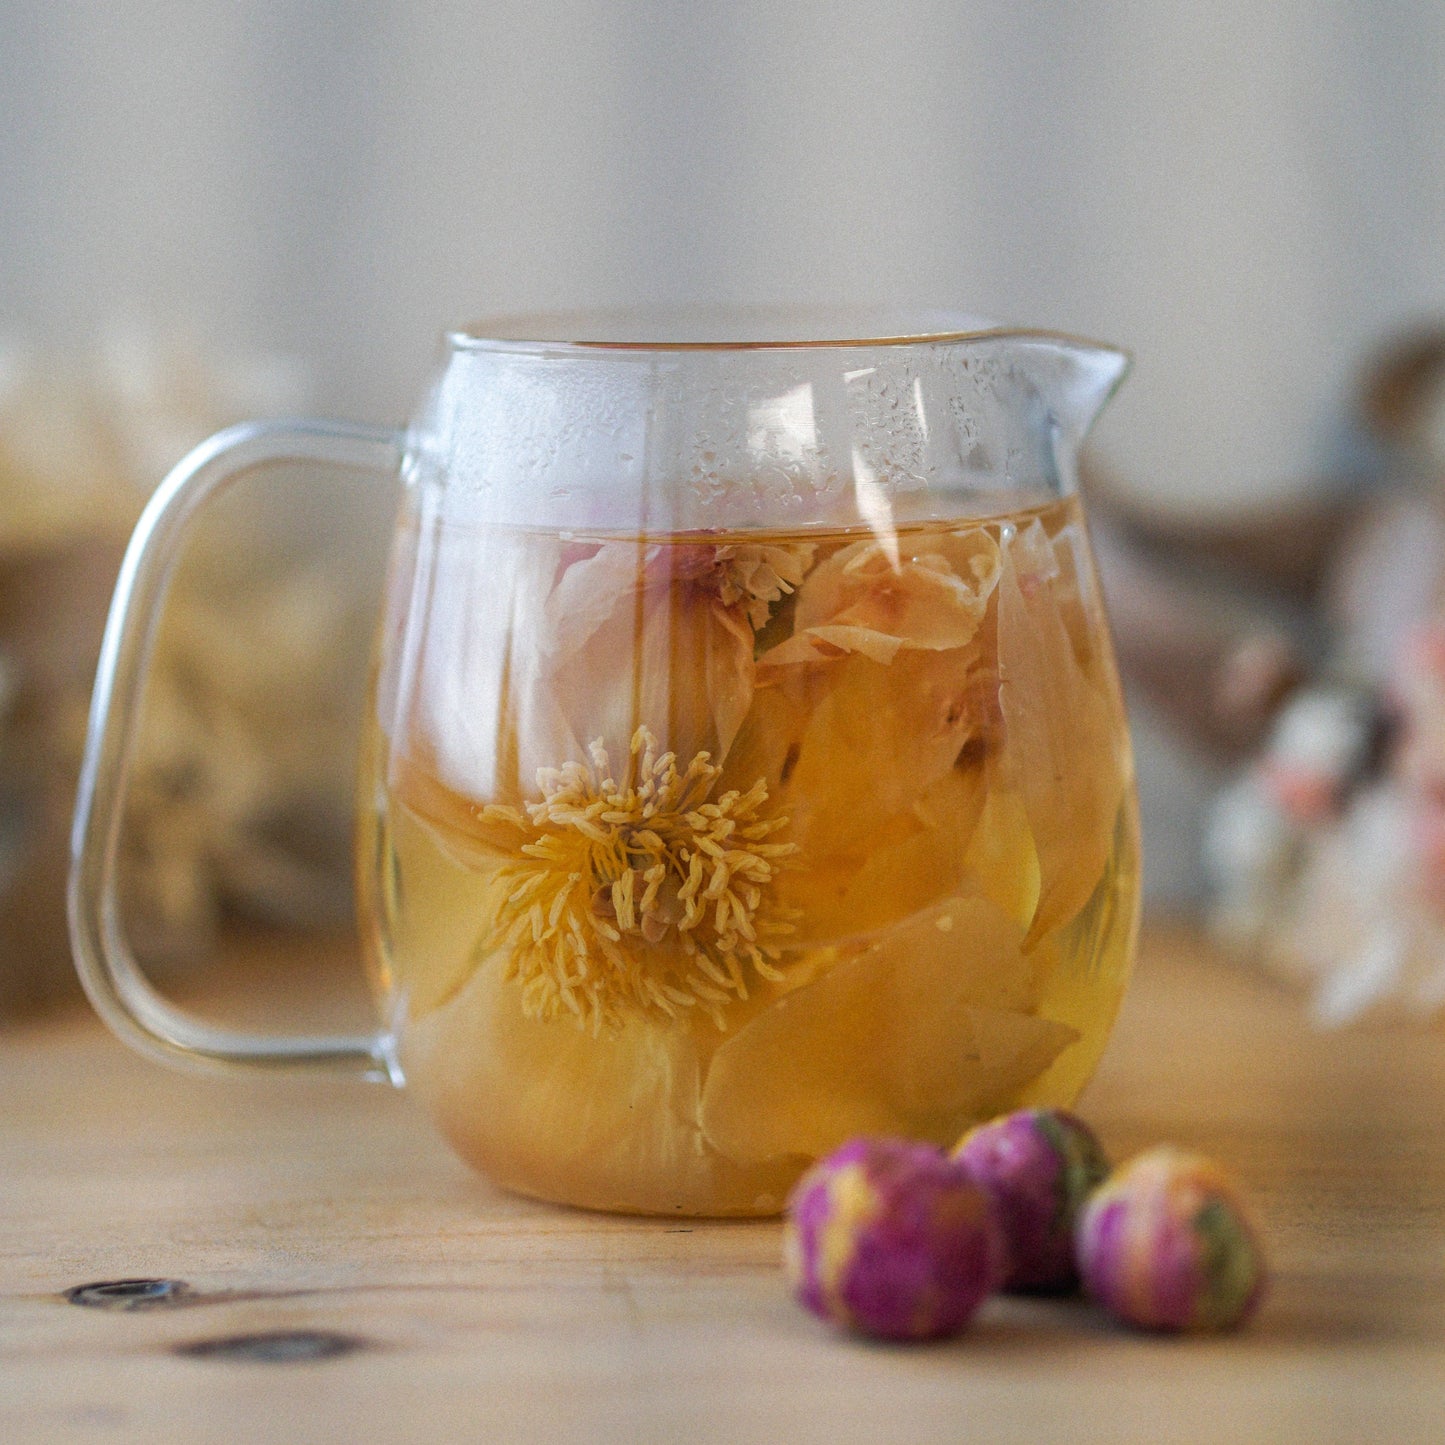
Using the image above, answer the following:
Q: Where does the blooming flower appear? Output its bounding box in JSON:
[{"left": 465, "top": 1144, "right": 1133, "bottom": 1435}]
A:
[
  {"left": 757, "top": 529, "right": 1000, "bottom": 669},
  {"left": 683, "top": 541, "right": 815, "bottom": 631},
  {"left": 475, "top": 727, "right": 798, "bottom": 1033}
]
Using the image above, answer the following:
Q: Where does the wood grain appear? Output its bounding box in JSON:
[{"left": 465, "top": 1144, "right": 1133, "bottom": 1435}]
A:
[{"left": 2, "top": 924, "right": 1443, "bottom": 1444}]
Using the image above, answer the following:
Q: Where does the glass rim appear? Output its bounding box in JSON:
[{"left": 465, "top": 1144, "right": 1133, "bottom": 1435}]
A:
[{"left": 446, "top": 306, "right": 1128, "bottom": 361}]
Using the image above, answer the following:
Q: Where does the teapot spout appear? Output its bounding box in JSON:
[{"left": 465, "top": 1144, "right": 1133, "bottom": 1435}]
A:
[
  {"left": 1064, "top": 337, "right": 1130, "bottom": 439},
  {"left": 1019, "top": 332, "right": 1130, "bottom": 442},
  {"left": 973, "top": 331, "right": 1129, "bottom": 495}
]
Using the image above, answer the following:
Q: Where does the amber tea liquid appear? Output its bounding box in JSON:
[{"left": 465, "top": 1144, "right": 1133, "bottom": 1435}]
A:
[{"left": 357, "top": 495, "right": 1139, "bottom": 1215}]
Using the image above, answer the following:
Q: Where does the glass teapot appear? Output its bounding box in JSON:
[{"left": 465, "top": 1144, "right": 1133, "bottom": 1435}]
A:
[{"left": 70, "top": 308, "right": 1139, "bottom": 1216}]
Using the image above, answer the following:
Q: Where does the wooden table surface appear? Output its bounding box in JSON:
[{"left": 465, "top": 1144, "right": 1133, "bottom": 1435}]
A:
[{"left": 2, "top": 923, "right": 1443, "bottom": 1444}]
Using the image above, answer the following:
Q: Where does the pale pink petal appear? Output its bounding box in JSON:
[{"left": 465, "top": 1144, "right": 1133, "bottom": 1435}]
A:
[
  {"left": 781, "top": 764, "right": 989, "bottom": 945},
  {"left": 699, "top": 893, "right": 1075, "bottom": 1165},
  {"left": 404, "top": 949, "right": 802, "bottom": 1214},
  {"left": 535, "top": 540, "right": 760, "bottom": 772},
  {"left": 761, "top": 624, "right": 905, "bottom": 667},
  {"left": 406, "top": 526, "right": 580, "bottom": 804},
  {"left": 722, "top": 645, "right": 988, "bottom": 947},
  {"left": 543, "top": 541, "right": 661, "bottom": 657},
  {"left": 996, "top": 520, "right": 1128, "bottom": 944}
]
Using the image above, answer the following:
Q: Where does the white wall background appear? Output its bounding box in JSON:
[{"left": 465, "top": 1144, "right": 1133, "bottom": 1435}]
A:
[{"left": 5, "top": 0, "right": 1445, "bottom": 505}]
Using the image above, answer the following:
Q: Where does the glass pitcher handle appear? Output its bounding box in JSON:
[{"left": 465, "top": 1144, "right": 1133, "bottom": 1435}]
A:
[{"left": 68, "top": 419, "right": 404, "bottom": 1080}]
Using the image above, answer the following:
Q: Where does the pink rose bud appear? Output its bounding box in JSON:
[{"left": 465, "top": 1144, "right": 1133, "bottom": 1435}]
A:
[
  {"left": 953, "top": 1108, "right": 1110, "bottom": 1293},
  {"left": 784, "top": 1138, "right": 1005, "bottom": 1341},
  {"left": 1076, "top": 1146, "right": 1267, "bottom": 1332}
]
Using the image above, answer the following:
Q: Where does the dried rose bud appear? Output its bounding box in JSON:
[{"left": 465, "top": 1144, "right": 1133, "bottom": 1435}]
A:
[
  {"left": 784, "top": 1138, "right": 1005, "bottom": 1341},
  {"left": 1076, "top": 1146, "right": 1267, "bottom": 1332},
  {"left": 953, "top": 1108, "right": 1110, "bottom": 1293}
]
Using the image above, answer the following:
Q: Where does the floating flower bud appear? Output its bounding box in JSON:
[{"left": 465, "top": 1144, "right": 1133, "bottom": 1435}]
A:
[
  {"left": 1076, "top": 1146, "right": 1267, "bottom": 1332},
  {"left": 783, "top": 1137, "right": 1005, "bottom": 1340},
  {"left": 759, "top": 529, "right": 1000, "bottom": 669},
  {"left": 953, "top": 1108, "right": 1110, "bottom": 1293}
]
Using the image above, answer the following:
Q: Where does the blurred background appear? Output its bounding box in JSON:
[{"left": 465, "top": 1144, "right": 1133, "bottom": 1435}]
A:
[{"left": 6, "top": 0, "right": 1445, "bottom": 1020}]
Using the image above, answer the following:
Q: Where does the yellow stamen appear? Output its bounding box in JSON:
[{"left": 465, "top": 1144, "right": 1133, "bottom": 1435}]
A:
[{"left": 479, "top": 727, "right": 798, "bottom": 1032}]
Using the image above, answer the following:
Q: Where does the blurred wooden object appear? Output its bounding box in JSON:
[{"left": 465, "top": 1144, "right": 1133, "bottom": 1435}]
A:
[
  {"left": 0, "top": 537, "right": 123, "bottom": 1017},
  {"left": 1088, "top": 322, "right": 1445, "bottom": 763},
  {"left": 1, "top": 924, "right": 1442, "bottom": 1442},
  {"left": 0, "top": 333, "right": 380, "bottom": 1021}
]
